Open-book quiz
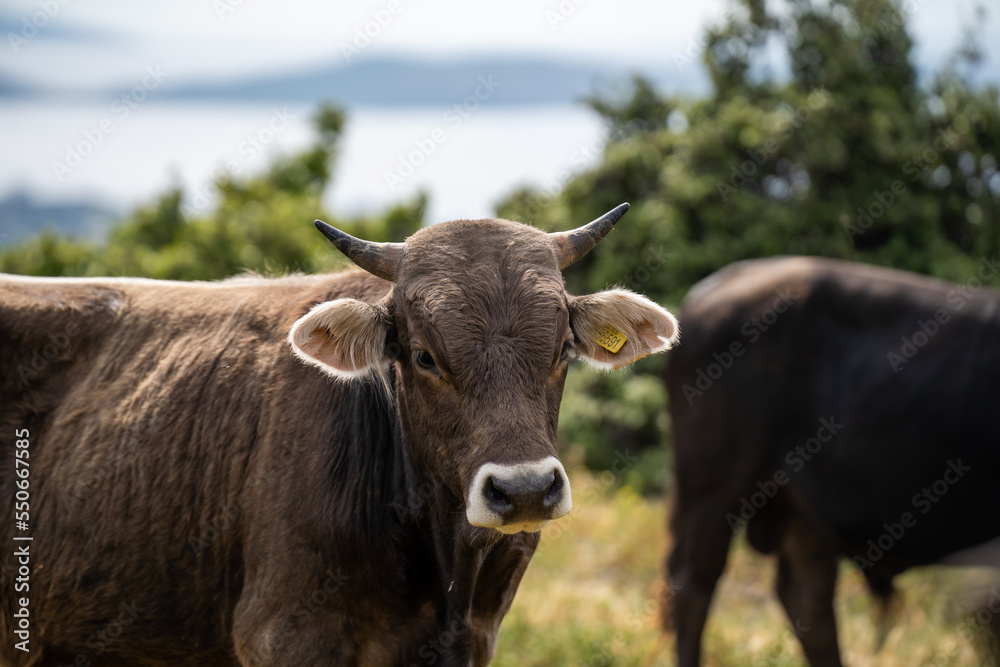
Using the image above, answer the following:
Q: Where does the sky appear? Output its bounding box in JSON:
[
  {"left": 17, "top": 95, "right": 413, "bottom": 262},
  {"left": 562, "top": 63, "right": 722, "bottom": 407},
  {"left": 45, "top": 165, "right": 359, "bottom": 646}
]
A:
[
  {"left": 2, "top": 0, "right": 728, "bottom": 91},
  {"left": 4, "top": 0, "right": 996, "bottom": 93}
]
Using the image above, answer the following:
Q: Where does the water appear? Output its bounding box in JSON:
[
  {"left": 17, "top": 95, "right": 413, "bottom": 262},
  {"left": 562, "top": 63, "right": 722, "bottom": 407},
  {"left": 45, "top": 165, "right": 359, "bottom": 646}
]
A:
[{"left": 0, "top": 100, "right": 607, "bottom": 229}]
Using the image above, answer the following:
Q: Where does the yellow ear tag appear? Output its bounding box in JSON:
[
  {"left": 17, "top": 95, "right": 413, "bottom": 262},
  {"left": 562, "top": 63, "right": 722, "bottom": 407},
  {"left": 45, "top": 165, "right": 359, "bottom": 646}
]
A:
[{"left": 595, "top": 326, "right": 627, "bottom": 354}]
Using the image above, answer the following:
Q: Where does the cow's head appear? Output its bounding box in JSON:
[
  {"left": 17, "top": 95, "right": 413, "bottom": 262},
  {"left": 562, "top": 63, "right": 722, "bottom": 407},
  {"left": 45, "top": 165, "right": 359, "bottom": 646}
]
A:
[{"left": 288, "top": 204, "right": 678, "bottom": 535}]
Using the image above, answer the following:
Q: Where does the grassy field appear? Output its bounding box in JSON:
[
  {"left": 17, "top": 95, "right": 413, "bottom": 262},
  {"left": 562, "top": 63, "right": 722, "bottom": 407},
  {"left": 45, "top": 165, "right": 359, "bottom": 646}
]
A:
[{"left": 493, "top": 471, "right": 999, "bottom": 667}]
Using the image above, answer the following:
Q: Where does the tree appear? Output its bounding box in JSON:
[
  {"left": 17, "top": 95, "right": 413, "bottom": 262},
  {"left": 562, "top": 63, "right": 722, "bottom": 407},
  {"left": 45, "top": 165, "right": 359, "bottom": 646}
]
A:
[{"left": 497, "top": 0, "right": 1000, "bottom": 491}]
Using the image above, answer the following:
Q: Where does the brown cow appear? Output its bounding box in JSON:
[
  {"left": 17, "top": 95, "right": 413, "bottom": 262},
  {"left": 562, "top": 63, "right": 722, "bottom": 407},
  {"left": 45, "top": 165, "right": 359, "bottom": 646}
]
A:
[{"left": 0, "top": 204, "right": 678, "bottom": 666}]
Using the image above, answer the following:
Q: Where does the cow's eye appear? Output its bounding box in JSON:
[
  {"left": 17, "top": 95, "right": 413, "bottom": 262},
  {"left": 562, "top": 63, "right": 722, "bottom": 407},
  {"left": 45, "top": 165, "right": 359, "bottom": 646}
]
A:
[
  {"left": 414, "top": 350, "right": 437, "bottom": 372},
  {"left": 559, "top": 341, "right": 573, "bottom": 363}
]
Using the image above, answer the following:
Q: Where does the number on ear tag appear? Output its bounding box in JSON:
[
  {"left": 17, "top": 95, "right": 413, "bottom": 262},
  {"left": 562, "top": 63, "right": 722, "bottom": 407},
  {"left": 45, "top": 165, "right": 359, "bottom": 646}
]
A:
[{"left": 595, "top": 327, "right": 626, "bottom": 353}]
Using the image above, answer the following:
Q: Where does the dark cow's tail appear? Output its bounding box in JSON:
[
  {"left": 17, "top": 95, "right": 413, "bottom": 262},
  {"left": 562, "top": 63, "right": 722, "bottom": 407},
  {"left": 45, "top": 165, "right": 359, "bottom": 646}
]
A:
[{"left": 864, "top": 571, "right": 899, "bottom": 652}]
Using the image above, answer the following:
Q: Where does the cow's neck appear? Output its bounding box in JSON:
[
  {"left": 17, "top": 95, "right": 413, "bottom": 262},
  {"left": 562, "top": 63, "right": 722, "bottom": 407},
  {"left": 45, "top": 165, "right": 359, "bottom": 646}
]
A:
[{"left": 395, "top": 419, "right": 494, "bottom": 662}]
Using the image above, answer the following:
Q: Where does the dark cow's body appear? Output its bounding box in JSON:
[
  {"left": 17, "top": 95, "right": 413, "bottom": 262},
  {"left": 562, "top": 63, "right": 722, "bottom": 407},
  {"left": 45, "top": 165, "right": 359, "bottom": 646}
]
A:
[
  {"left": 0, "top": 209, "right": 679, "bottom": 666},
  {"left": 666, "top": 256, "right": 1000, "bottom": 666}
]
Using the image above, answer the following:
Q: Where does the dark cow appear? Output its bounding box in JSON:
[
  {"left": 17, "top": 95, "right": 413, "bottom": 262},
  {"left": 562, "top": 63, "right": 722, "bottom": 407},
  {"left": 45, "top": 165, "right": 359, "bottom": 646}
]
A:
[
  {"left": 666, "top": 256, "right": 1000, "bottom": 667},
  {"left": 0, "top": 204, "right": 679, "bottom": 666}
]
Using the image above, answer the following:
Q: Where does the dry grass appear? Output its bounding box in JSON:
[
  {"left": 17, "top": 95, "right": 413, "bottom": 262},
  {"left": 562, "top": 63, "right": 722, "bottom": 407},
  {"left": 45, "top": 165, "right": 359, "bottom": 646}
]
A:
[{"left": 493, "top": 471, "right": 998, "bottom": 666}]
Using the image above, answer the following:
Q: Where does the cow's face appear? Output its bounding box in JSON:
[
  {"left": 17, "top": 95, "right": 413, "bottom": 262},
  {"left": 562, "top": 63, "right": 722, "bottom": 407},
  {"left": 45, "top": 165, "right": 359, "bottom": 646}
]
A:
[{"left": 288, "top": 205, "right": 678, "bottom": 535}]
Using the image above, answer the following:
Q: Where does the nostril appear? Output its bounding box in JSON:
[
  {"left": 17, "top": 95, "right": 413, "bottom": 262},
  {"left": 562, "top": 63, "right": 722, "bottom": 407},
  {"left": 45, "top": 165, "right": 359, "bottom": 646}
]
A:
[
  {"left": 485, "top": 476, "right": 512, "bottom": 513},
  {"left": 544, "top": 472, "right": 564, "bottom": 508}
]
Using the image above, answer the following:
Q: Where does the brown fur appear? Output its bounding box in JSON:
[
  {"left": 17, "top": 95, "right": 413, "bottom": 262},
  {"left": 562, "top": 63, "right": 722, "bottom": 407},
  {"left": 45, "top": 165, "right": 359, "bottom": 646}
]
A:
[{"left": 0, "top": 217, "right": 677, "bottom": 666}]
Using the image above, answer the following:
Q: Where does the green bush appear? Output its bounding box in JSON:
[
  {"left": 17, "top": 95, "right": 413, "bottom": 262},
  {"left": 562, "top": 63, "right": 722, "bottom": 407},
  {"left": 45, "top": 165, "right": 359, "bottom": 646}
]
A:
[{"left": 0, "top": 105, "right": 426, "bottom": 280}]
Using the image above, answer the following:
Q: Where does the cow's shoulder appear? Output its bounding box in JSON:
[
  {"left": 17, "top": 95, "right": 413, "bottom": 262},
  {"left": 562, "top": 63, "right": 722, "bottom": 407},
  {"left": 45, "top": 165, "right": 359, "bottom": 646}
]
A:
[
  {"left": 0, "top": 269, "right": 390, "bottom": 390},
  {"left": 682, "top": 256, "right": 972, "bottom": 325},
  {"left": 0, "top": 274, "right": 126, "bottom": 358},
  {"left": 680, "top": 257, "right": 820, "bottom": 331},
  {"left": 275, "top": 268, "right": 392, "bottom": 314},
  {"left": 0, "top": 268, "right": 388, "bottom": 331},
  {"left": 0, "top": 275, "right": 129, "bottom": 427}
]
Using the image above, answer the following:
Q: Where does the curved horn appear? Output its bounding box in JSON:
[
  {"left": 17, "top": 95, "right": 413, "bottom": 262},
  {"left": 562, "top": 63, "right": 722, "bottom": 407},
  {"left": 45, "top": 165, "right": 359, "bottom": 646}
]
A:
[
  {"left": 549, "top": 202, "right": 629, "bottom": 270},
  {"left": 314, "top": 220, "right": 405, "bottom": 283}
]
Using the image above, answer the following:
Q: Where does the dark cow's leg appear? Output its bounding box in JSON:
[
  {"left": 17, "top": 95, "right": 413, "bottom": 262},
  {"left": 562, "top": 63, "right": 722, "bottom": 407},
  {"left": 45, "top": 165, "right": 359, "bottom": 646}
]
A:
[
  {"left": 667, "top": 501, "right": 735, "bottom": 667},
  {"left": 773, "top": 516, "right": 843, "bottom": 667}
]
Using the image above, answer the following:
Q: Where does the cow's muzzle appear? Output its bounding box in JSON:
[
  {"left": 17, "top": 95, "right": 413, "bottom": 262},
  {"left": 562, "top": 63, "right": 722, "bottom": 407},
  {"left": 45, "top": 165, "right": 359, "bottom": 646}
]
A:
[{"left": 465, "top": 457, "right": 572, "bottom": 534}]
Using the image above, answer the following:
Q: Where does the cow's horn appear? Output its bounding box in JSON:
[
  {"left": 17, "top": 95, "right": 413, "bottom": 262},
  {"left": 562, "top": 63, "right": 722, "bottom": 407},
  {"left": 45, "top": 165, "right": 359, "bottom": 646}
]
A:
[
  {"left": 549, "top": 202, "right": 629, "bottom": 270},
  {"left": 314, "top": 220, "right": 405, "bottom": 283}
]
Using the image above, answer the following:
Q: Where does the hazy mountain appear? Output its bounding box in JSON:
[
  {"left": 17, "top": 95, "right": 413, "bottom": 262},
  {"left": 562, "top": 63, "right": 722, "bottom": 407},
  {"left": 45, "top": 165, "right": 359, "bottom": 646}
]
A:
[
  {"left": 0, "top": 56, "right": 702, "bottom": 106},
  {"left": 161, "top": 57, "right": 643, "bottom": 106},
  {"left": 0, "top": 72, "right": 43, "bottom": 98},
  {"left": 0, "top": 191, "right": 120, "bottom": 246}
]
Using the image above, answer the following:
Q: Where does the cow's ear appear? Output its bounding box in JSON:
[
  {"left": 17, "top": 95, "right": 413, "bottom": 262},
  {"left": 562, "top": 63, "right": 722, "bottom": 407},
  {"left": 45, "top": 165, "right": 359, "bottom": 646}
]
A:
[
  {"left": 568, "top": 289, "right": 679, "bottom": 369},
  {"left": 288, "top": 299, "right": 393, "bottom": 381}
]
